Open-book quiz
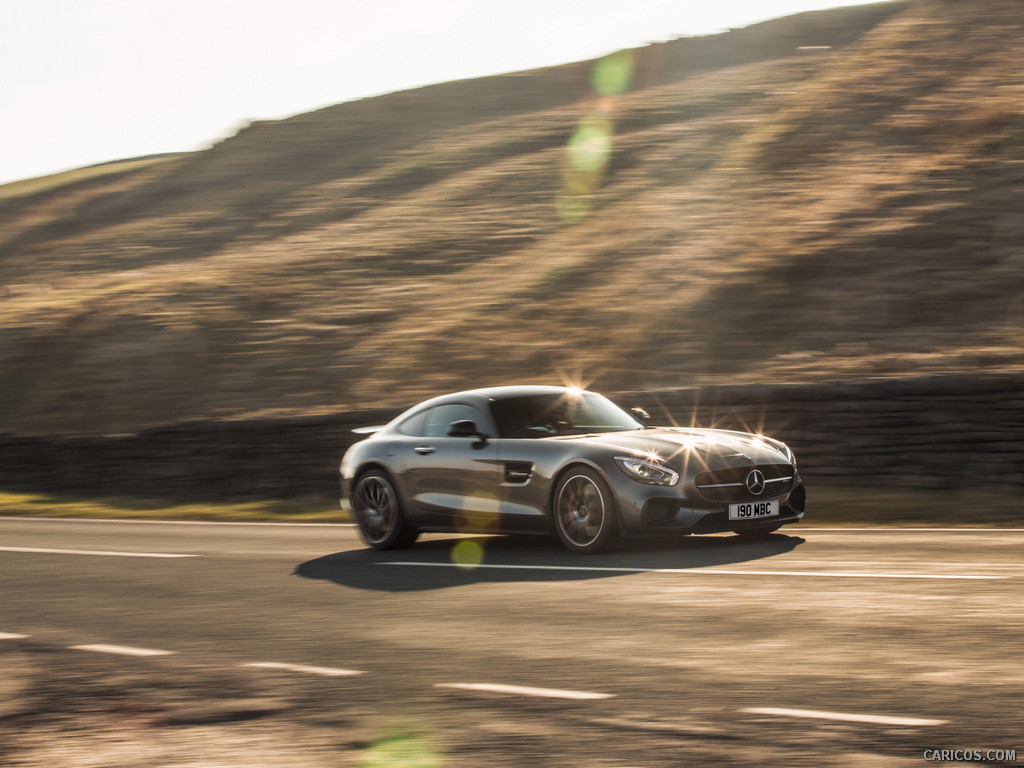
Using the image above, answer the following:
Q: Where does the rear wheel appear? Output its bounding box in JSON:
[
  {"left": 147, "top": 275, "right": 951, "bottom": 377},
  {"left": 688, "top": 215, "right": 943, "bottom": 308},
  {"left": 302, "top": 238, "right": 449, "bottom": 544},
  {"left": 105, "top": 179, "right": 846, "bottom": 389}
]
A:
[
  {"left": 352, "top": 470, "right": 419, "bottom": 550},
  {"left": 553, "top": 468, "right": 617, "bottom": 554}
]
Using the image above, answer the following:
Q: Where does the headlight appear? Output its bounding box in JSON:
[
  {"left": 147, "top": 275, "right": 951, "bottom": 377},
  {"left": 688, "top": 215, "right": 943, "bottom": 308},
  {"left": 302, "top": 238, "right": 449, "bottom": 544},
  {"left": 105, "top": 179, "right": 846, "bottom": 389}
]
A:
[
  {"left": 615, "top": 456, "right": 679, "bottom": 486},
  {"left": 763, "top": 438, "right": 797, "bottom": 469},
  {"left": 781, "top": 443, "right": 797, "bottom": 469}
]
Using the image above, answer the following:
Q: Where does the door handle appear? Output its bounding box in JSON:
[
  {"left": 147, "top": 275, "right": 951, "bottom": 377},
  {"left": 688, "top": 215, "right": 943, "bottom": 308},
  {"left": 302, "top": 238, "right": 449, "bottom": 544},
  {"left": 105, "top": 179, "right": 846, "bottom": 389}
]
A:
[{"left": 414, "top": 446, "right": 436, "bottom": 455}]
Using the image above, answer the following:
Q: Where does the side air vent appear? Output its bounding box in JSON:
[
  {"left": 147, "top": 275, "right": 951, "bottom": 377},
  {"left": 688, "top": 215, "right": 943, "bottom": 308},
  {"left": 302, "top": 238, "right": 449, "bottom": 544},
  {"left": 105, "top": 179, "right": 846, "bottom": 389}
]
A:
[{"left": 504, "top": 462, "right": 534, "bottom": 485}]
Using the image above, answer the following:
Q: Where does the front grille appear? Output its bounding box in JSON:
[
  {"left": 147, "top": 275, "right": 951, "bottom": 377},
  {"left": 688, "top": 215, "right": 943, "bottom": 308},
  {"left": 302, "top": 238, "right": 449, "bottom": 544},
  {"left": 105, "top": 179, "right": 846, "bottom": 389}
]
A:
[{"left": 695, "top": 464, "right": 794, "bottom": 502}]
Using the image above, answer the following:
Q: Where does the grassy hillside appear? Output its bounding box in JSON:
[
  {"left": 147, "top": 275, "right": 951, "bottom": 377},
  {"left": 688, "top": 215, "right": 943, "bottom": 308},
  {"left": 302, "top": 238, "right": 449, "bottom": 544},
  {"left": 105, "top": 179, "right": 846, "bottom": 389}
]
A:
[{"left": 2, "top": 0, "right": 1022, "bottom": 435}]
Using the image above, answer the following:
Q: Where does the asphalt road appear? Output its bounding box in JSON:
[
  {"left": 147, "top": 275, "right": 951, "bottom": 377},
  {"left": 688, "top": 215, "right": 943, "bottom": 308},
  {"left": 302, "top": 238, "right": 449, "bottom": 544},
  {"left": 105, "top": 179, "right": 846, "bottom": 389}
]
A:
[{"left": 1, "top": 517, "right": 1022, "bottom": 767}]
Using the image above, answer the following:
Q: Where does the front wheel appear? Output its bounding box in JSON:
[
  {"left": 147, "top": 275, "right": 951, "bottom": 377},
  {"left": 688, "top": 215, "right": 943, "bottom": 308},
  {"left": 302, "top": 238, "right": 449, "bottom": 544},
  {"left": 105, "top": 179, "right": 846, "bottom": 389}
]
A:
[
  {"left": 552, "top": 468, "right": 617, "bottom": 554},
  {"left": 352, "top": 470, "right": 419, "bottom": 550}
]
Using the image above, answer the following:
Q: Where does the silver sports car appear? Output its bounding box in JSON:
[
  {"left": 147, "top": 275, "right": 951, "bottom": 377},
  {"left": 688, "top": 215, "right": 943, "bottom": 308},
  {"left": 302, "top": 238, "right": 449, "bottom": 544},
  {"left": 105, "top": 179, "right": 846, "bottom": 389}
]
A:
[{"left": 340, "top": 385, "right": 805, "bottom": 553}]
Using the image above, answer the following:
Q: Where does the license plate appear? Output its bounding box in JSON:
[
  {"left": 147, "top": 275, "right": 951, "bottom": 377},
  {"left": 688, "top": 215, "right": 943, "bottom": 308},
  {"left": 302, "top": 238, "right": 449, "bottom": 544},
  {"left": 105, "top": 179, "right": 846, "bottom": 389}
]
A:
[{"left": 728, "top": 500, "right": 780, "bottom": 520}]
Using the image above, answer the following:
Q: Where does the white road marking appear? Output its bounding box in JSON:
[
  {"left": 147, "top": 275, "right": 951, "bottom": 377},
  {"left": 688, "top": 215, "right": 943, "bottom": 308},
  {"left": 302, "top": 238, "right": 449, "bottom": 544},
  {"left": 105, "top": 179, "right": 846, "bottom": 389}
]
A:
[
  {"left": 0, "top": 516, "right": 355, "bottom": 527},
  {"left": 744, "top": 707, "right": 947, "bottom": 727},
  {"left": 70, "top": 644, "right": 175, "bottom": 657},
  {"left": 436, "top": 683, "right": 613, "bottom": 700},
  {"left": 379, "top": 562, "right": 1004, "bottom": 580},
  {"left": 0, "top": 546, "right": 196, "bottom": 558},
  {"left": 778, "top": 559, "right": 1024, "bottom": 569},
  {"left": 0, "top": 632, "right": 28, "bottom": 640},
  {"left": 242, "top": 662, "right": 365, "bottom": 677}
]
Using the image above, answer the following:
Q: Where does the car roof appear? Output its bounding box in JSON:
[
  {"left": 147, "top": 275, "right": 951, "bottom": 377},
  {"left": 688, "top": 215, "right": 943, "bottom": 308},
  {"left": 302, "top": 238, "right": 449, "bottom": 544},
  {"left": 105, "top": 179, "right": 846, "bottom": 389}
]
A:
[
  {"left": 380, "top": 385, "right": 604, "bottom": 431},
  {"left": 458, "top": 385, "right": 584, "bottom": 401},
  {"left": 386, "top": 386, "right": 592, "bottom": 425}
]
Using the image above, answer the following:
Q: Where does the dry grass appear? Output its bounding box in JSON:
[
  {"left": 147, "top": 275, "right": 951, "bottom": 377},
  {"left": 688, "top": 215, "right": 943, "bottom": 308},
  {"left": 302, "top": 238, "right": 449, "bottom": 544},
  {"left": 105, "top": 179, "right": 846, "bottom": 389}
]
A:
[
  {"left": 0, "top": 492, "right": 349, "bottom": 523},
  {"left": 0, "top": 488, "right": 1018, "bottom": 528},
  {"left": 806, "top": 487, "right": 1023, "bottom": 527}
]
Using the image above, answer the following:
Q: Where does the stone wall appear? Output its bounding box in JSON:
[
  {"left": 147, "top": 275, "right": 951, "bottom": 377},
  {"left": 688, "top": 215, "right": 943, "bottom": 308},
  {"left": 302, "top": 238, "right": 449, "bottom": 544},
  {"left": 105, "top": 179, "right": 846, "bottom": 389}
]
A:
[
  {"left": 0, "top": 374, "right": 1020, "bottom": 502},
  {"left": 619, "top": 373, "right": 1024, "bottom": 494}
]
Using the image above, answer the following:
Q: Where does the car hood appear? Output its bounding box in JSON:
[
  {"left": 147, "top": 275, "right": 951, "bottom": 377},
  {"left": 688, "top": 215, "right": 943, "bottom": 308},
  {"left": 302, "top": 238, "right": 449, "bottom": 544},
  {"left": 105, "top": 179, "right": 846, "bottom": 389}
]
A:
[{"left": 552, "top": 428, "right": 791, "bottom": 470}]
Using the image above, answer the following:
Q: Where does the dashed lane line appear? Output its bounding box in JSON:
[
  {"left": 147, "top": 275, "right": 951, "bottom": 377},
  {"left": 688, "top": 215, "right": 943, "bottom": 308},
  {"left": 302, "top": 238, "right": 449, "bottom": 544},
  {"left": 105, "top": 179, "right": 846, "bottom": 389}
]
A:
[
  {"left": 70, "top": 644, "right": 176, "bottom": 657},
  {"left": 744, "top": 707, "right": 948, "bottom": 727},
  {"left": 436, "top": 683, "right": 614, "bottom": 700},
  {"left": 0, "top": 634, "right": 965, "bottom": 724},
  {"left": 378, "top": 562, "right": 1005, "bottom": 580},
  {"left": 242, "top": 662, "right": 365, "bottom": 677},
  {"left": 0, "top": 546, "right": 196, "bottom": 558}
]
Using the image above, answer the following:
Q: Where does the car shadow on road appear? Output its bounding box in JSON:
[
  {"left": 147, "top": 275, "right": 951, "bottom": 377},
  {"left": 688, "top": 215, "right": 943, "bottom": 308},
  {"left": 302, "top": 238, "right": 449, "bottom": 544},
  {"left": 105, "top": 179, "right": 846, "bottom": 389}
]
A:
[{"left": 294, "top": 532, "right": 806, "bottom": 592}]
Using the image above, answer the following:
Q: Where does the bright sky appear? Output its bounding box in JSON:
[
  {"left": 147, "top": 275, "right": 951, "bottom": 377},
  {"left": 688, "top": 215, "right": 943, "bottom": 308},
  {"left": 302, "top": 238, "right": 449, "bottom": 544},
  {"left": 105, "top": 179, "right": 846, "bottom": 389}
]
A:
[{"left": 0, "top": 0, "right": 886, "bottom": 186}]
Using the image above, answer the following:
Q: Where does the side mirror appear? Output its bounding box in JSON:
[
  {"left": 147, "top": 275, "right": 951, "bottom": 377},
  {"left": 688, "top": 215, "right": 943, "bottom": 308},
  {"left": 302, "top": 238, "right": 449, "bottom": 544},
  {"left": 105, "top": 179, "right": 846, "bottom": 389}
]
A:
[
  {"left": 447, "top": 420, "right": 486, "bottom": 439},
  {"left": 630, "top": 407, "right": 651, "bottom": 425}
]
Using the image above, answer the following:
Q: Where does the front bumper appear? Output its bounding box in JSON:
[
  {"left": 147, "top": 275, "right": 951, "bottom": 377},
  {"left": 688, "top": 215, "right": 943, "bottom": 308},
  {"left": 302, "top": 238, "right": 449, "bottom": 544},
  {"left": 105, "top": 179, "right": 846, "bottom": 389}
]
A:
[{"left": 620, "top": 480, "right": 806, "bottom": 536}]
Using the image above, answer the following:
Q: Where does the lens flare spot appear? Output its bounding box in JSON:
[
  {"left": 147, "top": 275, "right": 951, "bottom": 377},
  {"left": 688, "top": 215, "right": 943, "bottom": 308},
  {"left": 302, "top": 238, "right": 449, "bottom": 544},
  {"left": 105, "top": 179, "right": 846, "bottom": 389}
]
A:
[
  {"left": 568, "top": 117, "right": 613, "bottom": 173},
  {"left": 592, "top": 50, "right": 634, "bottom": 97},
  {"left": 557, "top": 53, "right": 630, "bottom": 220},
  {"left": 557, "top": 193, "right": 591, "bottom": 222},
  {"left": 358, "top": 729, "right": 441, "bottom": 768},
  {"left": 451, "top": 539, "right": 484, "bottom": 570},
  {"left": 454, "top": 502, "right": 500, "bottom": 534}
]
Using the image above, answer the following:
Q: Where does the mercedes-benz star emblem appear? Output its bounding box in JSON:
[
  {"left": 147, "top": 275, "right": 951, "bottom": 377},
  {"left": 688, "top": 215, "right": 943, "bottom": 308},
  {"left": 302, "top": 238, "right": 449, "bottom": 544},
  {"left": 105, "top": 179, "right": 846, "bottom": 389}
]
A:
[{"left": 745, "top": 469, "right": 766, "bottom": 496}]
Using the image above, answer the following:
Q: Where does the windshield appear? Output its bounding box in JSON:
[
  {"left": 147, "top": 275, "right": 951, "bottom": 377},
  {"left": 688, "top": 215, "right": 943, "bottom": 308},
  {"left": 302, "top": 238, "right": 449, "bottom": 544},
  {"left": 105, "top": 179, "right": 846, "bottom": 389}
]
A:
[{"left": 489, "top": 392, "right": 642, "bottom": 438}]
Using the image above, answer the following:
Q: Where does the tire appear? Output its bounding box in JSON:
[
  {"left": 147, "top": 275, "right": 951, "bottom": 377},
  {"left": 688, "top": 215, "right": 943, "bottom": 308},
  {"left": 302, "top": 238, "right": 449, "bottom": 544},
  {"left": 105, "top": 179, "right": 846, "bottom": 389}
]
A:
[
  {"left": 351, "top": 470, "right": 419, "bottom": 550},
  {"left": 552, "top": 467, "right": 618, "bottom": 554}
]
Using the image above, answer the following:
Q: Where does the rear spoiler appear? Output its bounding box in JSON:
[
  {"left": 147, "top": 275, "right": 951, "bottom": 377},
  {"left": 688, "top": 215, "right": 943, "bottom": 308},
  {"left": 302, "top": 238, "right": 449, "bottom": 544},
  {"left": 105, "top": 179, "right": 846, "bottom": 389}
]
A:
[{"left": 352, "top": 425, "right": 386, "bottom": 434}]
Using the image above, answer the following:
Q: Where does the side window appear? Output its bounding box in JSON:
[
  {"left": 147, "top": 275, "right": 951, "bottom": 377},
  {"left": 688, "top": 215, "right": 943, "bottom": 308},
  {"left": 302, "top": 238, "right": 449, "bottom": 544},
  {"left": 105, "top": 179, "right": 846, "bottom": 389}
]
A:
[
  {"left": 423, "top": 403, "right": 481, "bottom": 438},
  {"left": 396, "top": 409, "right": 429, "bottom": 436}
]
